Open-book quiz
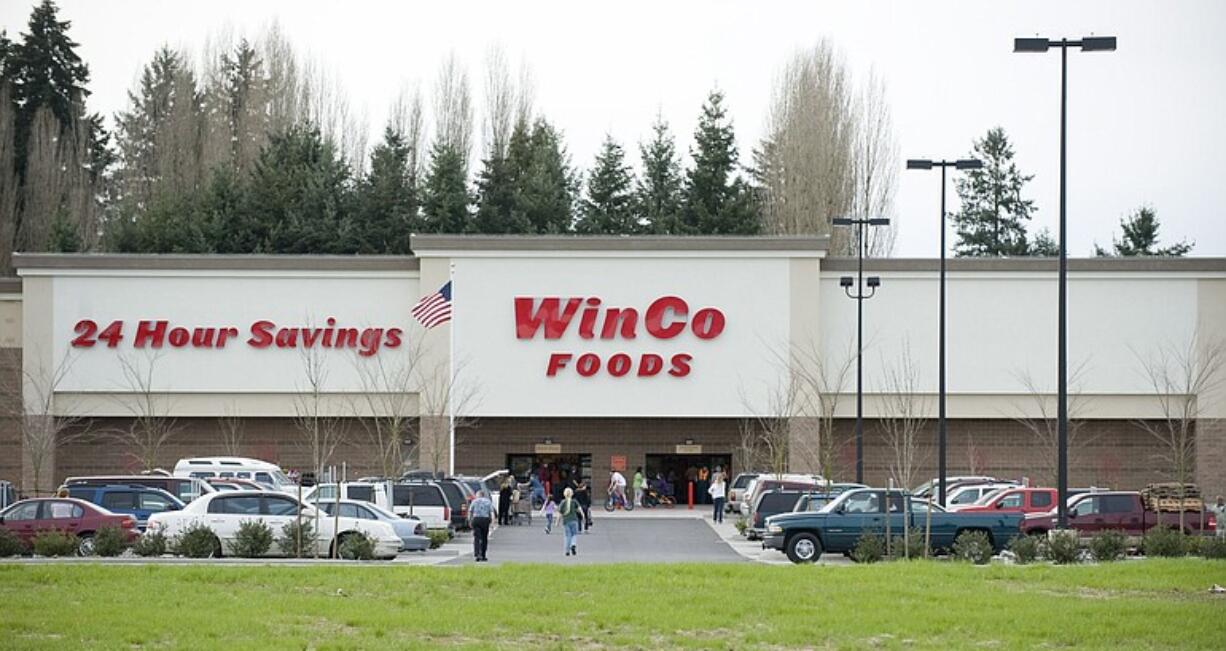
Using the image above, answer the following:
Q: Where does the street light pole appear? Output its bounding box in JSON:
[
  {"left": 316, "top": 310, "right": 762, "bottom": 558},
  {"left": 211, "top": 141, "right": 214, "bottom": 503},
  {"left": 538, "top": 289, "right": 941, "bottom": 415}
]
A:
[
  {"left": 834, "top": 216, "right": 890, "bottom": 484},
  {"left": 1014, "top": 35, "right": 1115, "bottom": 529},
  {"left": 906, "top": 157, "right": 982, "bottom": 506}
]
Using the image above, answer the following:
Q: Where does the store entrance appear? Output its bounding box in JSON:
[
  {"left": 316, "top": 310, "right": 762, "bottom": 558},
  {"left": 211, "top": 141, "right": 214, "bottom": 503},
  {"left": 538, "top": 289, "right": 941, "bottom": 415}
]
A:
[
  {"left": 507, "top": 453, "right": 591, "bottom": 501},
  {"left": 644, "top": 454, "right": 732, "bottom": 505}
]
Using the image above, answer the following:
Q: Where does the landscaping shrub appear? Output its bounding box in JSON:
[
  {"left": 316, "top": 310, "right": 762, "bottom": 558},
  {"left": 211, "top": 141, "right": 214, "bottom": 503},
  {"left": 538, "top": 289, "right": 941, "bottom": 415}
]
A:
[
  {"left": 952, "top": 530, "right": 992, "bottom": 565},
  {"left": 92, "top": 525, "right": 128, "bottom": 557},
  {"left": 1088, "top": 530, "right": 1128, "bottom": 562},
  {"left": 1041, "top": 531, "right": 1082, "bottom": 565},
  {"left": 1008, "top": 535, "right": 1040, "bottom": 564},
  {"left": 175, "top": 523, "right": 220, "bottom": 558},
  {"left": 1143, "top": 527, "right": 1187, "bottom": 558},
  {"left": 32, "top": 530, "right": 79, "bottom": 557},
  {"left": 1199, "top": 536, "right": 1226, "bottom": 559},
  {"left": 339, "top": 533, "right": 376, "bottom": 560},
  {"left": 132, "top": 531, "right": 168, "bottom": 557},
  {"left": 889, "top": 528, "right": 929, "bottom": 560},
  {"left": 734, "top": 516, "right": 748, "bottom": 536},
  {"left": 0, "top": 527, "right": 26, "bottom": 557},
  {"left": 427, "top": 529, "right": 449, "bottom": 550},
  {"left": 229, "top": 520, "right": 273, "bottom": 557},
  {"left": 277, "top": 519, "right": 318, "bottom": 558},
  {"left": 850, "top": 532, "right": 885, "bottom": 564}
]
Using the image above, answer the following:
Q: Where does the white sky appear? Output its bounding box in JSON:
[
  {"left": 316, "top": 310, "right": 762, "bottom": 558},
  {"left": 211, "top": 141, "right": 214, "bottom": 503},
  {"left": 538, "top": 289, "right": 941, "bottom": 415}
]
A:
[{"left": 3, "top": 0, "right": 1224, "bottom": 257}]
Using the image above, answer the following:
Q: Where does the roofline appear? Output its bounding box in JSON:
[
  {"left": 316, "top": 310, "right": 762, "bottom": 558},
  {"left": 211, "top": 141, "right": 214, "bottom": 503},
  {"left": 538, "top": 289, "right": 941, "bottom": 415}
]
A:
[
  {"left": 821, "top": 257, "right": 1226, "bottom": 272},
  {"left": 409, "top": 234, "right": 831, "bottom": 253},
  {"left": 12, "top": 253, "right": 420, "bottom": 272}
]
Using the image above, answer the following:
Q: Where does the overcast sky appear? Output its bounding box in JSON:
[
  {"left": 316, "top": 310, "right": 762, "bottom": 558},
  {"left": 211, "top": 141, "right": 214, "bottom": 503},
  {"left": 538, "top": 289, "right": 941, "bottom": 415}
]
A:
[{"left": 3, "top": 0, "right": 1223, "bottom": 257}]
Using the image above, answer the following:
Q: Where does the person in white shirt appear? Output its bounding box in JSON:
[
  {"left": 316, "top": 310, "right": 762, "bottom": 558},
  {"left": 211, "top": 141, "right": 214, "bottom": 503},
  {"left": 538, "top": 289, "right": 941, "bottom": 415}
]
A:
[
  {"left": 608, "top": 470, "right": 628, "bottom": 509},
  {"left": 707, "top": 470, "right": 727, "bottom": 523}
]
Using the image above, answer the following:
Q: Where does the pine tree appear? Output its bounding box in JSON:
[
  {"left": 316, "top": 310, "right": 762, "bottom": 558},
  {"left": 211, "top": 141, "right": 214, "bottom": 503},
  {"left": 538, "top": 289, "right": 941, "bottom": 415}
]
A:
[
  {"left": 420, "top": 142, "right": 470, "bottom": 233},
  {"left": 517, "top": 118, "right": 576, "bottom": 233},
  {"left": 576, "top": 135, "right": 636, "bottom": 234},
  {"left": 349, "top": 126, "right": 418, "bottom": 253},
  {"left": 636, "top": 116, "right": 683, "bottom": 234},
  {"left": 952, "top": 127, "right": 1035, "bottom": 256},
  {"left": 0, "top": 30, "right": 13, "bottom": 85},
  {"left": 682, "top": 90, "right": 759, "bottom": 234},
  {"left": 1094, "top": 206, "right": 1192, "bottom": 257},
  {"left": 1029, "top": 228, "right": 1059, "bottom": 256},
  {"left": 471, "top": 120, "right": 531, "bottom": 234}
]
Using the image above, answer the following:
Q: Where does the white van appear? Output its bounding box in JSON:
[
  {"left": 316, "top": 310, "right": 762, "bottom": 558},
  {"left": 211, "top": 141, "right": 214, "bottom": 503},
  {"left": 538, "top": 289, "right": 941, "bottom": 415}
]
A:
[
  {"left": 303, "top": 481, "right": 452, "bottom": 533},
  {"left": 173, "top": 457, "right": 297, "bottom": 493}
]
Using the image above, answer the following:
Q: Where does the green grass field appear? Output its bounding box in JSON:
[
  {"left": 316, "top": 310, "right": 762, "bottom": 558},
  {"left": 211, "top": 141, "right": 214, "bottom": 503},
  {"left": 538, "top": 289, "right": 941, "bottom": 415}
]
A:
[{"left": 2, "top": 560, "right": 1224, "bottom": 649}]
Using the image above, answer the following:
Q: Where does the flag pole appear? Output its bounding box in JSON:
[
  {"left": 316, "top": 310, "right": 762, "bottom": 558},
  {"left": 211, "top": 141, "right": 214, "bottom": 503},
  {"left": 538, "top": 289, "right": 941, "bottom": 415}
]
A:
[{"left": 447, "top": 261, "right": 456, "bottom": 478}]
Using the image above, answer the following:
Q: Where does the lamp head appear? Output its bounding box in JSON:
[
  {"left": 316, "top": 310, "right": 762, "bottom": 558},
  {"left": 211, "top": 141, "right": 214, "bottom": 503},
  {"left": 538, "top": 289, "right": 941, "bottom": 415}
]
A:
[
  {"left": 866, "top": 276, "right": 881, "bottom": 288},
  {"left": 868, "top": 218, "right": 891, "bottom": 226},
  {"left": 839, "top": 276, "right": 854, "bottom": 288},
  {"left": 906, "top": 159, "right": 933, "bottom": 170},
  {"left": 832, "top": 218, "right": 854, "bottom": 226},
  {"left": 955, "top": 159, "right": 983, "bottom": 170},
  {"left": 1014, "top": 37, "right": 1050, "bottom": 53},
  {"left": 1081, "top": 36, "right": 1117, "bottom": 51}
]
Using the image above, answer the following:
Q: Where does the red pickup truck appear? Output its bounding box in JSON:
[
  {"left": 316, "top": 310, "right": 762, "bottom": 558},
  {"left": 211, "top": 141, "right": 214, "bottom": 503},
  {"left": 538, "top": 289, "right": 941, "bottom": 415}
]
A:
[
  {"left": 1022, "top": 491, "right": 1215, "bottom": 539},
  {"left": 957, "top": 487, "right": 1058, "bottom": 514}
]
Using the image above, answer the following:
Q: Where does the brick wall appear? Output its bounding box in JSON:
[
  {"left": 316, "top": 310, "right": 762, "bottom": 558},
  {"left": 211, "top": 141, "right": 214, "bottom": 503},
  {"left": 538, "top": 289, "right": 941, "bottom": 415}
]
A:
[
  {"left": 0, "top": 348, "right": 22, "bottom": 489},
  {"left": 1196, "top": 419, "right": 1225, "bottom": 499}
]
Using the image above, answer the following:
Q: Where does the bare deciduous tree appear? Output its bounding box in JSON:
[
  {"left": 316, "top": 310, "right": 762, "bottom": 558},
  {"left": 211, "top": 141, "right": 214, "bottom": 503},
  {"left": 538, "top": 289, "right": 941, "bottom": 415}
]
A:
[
  {"left": 740, "top": 370, "right": 809, "bottom": 477},
  {"left": 791, "top": 339, "right": 857, "bottom": 482},
  {"left": 432, "top": 53, "right": 474, "bottom": 170},
  {"left": 414, "top": 356, "right": 480, "bottom": 475},
  {"left": 1011, "top": 361, "right": 1093, "bottom": 487},
  {"left": 1135, "top": 332, "right": 1225, "bottom": 531},
  {"left": 1, "top": 350, "right": 91, "bottom": 496},
  {"left": 849, "top": 72, "right": 898, "bottom": 256},
  {"left": 217, "top": 404, "right": 245, "bottom": 457},
  {"left": 113, "top": 352, "right": 179, "bottom": 471},
  {"left": 1, "top": 86, "right": 22, "bottom": 273},
  {"left": 291, "top": 345, "right": 348, "bottom": 485},
  {"left": 389, "top": 83, "right": 426, "bottom": 179},
  {"left": 351, "top": 349, "right": 423, "bottom": 479},
  {"left": 877, "top": 343, "right": 930, "bottom": 491}
]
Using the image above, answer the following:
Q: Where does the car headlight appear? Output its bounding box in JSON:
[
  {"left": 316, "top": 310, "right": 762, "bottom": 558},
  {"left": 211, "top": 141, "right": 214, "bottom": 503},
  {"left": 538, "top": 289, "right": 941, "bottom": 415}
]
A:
[{"left": 768, "top": 524, "right": 783, "bottom": 534}]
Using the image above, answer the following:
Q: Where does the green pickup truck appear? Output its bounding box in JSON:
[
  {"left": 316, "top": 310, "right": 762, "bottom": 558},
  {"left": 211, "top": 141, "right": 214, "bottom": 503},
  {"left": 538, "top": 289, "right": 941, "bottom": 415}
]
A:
[{"left": 762, "top": 488, "right": 1026, "bottom": 563}]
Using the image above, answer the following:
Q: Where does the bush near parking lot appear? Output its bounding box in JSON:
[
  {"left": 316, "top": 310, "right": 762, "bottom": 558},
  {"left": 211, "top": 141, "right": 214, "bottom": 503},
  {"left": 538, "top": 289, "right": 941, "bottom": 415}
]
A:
[
  {"left": 427, "top": 530, "right": 449, "bottom": 550},
  {"left": 132, "top": 531, "right": 168, "bottom": 557},
  {"left": 32, "top": 530, "right": 79, "bottom": 557},
  {"left": 174, "top": 523, "right": 220, "bottom": 558},
  {"left": 230, "top": 520, "right": 274, "bottom": 557},
  {"left": 277, "top": 519, "right": 317, "bottom": 558},
  {"left": 339, "top": 533, "right": 376, "bottom": 560},
  {"left": 1089, "top": 530, "right": 1128, "bottom": 562},
  {"left": 734, "top": 516, "right": 748, "bottom": 536},
  {"left": 1143, "top": 527, "right": 1187, "bottom": 558},
  {"left": 851, "top": 533, "right": 885, "bottom": 563},
  {"left": 0, "top": 527, "right": 26, "bottom": 557},
  {"left": 1042, "top": 530, "right": 1082, "bottom": 565},
  {"left": 952, "top": 530, "right": 993, "bottom": 565},
  {"left": 1008, "top": 535, "right": 1040, "bottom": 564},
  {"left": 1200, "top": 536, "right": 1226, "bottom": 559},
  {"left": 889, "top": 528, "right": 929, "bottom": 560},
  {"left": 92, "top": 525, "right": 128, "bottom": 557}
]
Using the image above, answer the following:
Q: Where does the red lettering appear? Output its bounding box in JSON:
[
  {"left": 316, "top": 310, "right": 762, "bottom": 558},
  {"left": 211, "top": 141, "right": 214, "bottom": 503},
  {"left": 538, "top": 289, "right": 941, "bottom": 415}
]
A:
[
  {"left": 515, "top": 297, "right": 582, "bottom": 339},
  {"left": 600, "top": 308, "right": 638, "bottom": 339},
  {"left": 300, "top": 328, "right": 323, "bottom": 348},
  {"left": 607, "top": 353, "right": 632, "bottom": 377},
  {"left": 71, "top": 319, "right": 98, "bottom": 347},
  {"left": 359, "top": 328, "right": 383, "bottom": 357},
  {"left": 546, "top": 353, "right": 572, "bottom": 376},
  {"left": 167, "top": 327, "right": 190, "bottom": 347},
  {"left": 576, "top": 353, "right": 601, "bottom": 377},
  {"left": 334, "top": 328, "right": 359, "bottom": 348},
  {"left": 134, "top": 320, "right": 168, "bottom": 348},
  {"left": 275, "top": 328, "right": 299, "bottom": 348},
  {"left": 637, "top": 353, "right": 663, "bottom": 377},
  {"left": 384, "top": 328, "right": 403, "bottom": 348},
  {"left": 578, "top": 297, "right": 601, "bottom": 339},
  {"left": 190, "top": 328, "right": 215, "bottom": 347},
  {"left": 248, "top": 321, "right": 275, "bottom": 348},
  {"left": 97, "top": 321, "right": 124, "bottom": 347},
  {"left": 690, "top": 308, "right": 726, "bottom": 340},
  {"left": 217, "top": 327, "right": 239, "bottom": 347},
  {"left": 668, "top": 353, "right": 692, "bottom": 377},
  {"left": 644, "top": 296, "right": 688, "bottom": 339}
]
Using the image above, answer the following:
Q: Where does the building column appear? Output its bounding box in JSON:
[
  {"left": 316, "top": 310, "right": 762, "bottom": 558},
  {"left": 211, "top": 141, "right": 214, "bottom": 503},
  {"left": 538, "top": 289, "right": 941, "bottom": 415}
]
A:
[
  {"left": 417, "top": 416, "right": 451, "bottom": 476},
  {"left": 1196, "top": 419, "right": 1226, "bottom": 500},
  {"left": 788, "top": 416, "right": 822, "bottom": 475}
]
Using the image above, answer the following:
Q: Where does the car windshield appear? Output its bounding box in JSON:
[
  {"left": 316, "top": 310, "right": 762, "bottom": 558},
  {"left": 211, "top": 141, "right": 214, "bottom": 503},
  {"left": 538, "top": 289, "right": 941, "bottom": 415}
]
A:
[
  {"left": 271, "top": 471, "right": 294, "bottom": 487},
  {"left": 732, "top": 474, "right": 756, "bottom": 489},
  {"left": 819, "top": 491, "right": 854, "bottom": 513},
  {"left": 365, "top": 503, "right": 399, "bottom": 520},
  {"left": 974, "top": 488, "right": 1005, "bottom": 505}
]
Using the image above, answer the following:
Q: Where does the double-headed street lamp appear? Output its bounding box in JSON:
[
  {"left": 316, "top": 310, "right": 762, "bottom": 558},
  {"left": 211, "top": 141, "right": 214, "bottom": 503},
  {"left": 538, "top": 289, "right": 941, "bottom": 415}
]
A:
[
  {"left": 833, "top": 216, "right": 890, "bottom": 484},
  {"left": 1014, "top": 35, "right": 1116, "bottom": 529},
  {"left": 905, "top": 158, "right": 982, "bottom": 506}
]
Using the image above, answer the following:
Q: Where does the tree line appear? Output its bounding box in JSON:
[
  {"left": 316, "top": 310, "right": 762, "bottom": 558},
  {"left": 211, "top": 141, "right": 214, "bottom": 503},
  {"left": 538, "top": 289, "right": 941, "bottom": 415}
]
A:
[{"left": 0, "top": 1, "right": 1192, "bottom": 274}]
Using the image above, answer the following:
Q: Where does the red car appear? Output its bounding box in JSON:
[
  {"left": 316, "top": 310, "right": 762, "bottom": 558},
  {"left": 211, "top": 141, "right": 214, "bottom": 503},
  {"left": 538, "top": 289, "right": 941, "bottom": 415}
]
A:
[
  {"left": 0, "top": 498, "right": 138, "bottom": 554},
  {"left": 957, "top": 487, "right": 1058, "bottom": 514}
]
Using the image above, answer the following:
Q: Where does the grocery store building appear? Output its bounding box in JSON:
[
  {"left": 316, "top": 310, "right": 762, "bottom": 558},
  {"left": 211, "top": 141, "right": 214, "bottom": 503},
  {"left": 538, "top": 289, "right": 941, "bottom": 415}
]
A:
[{"left": 2, "top": 235, "right": 1224, "bottom": 499}]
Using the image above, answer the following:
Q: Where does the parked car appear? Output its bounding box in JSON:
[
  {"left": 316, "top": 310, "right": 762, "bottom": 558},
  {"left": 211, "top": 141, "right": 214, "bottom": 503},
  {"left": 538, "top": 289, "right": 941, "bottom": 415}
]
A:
[
  {"left": 726, "top": 473, "right": 760, "bottom": 514},
  {"left": 944, "top": 483, "right": 1018, "bottom": 510},
  {"left": 63, "top": 475, "right": 214, "bottom": 503},
  {"left": 762, "top": 488, "right": 1025, "bottom": 563},
  {"left": 65, "top": 485, "right": 185, "bottom": 530},
  {"left": 741, "top": 476, "right": 824, "bottom": 518},
  {"left": 435, "top": 478, "right": 473, "bottom": 530},
  {"left": 955, "top": 487, "right": 1058, "bottom": 514},
  {"left": 1022, "top": 491, "right": 1216, "bottom": 542},
  {"left": 207, "top": 478, "right": 275, "bottom": 492},
  {"left": 792, "top": 492, "right": 837, "bottom": 513},
  {"left": 912, "top": 476, "right": 1002, "bottom": 498},
  {"left": 0, "top": 498, "right": 139, "bottom": 554},
  {"left": 173, "top": 457, "right": 298, "bottom": 493},
  {"left": 146, "top": 490, "right": 401, "bottom": 559},
  {"left": 314, "top": 499, "right": 430, "bottom": 552},
  {"left": 303, "top": 481, "right": 452, "bottom": 533},
  {"left": 745, "top": 490, "right": 807, "bottom": 540}
]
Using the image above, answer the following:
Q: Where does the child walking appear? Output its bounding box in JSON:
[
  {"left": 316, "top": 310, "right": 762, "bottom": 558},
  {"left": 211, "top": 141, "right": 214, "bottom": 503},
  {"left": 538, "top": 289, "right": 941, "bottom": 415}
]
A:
[{"left": 542, "top": 496, "right": 557, "bottom": 534}]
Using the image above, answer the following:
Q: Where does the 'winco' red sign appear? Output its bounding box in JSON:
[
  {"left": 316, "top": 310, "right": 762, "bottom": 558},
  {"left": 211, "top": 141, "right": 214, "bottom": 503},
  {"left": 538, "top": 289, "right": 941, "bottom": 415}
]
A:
[{"left": 514, "top": 295, "right": 725, "bottom": 378}]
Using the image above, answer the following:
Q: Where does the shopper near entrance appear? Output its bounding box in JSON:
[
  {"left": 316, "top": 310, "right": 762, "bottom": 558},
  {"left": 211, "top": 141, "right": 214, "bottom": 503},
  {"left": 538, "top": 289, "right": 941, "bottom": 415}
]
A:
[
  {"left": 608, "top": 469, "right": 627, "bottom": 508},
  {"left": 497, "top": 477, "right": 513, "bottom": 526},
  {"left": 708, "top": 472, "right": 726, "bottom": 523},
  {"left": 560, "top": 487, "right": 581, "bottom": 556},
  {"left": 1210, "top": 495, "right": 1226, "bottom": 539},
  {"left": 469, "top": 490, "right": 493, "bottom": 562},
  {"left": 633, "top": 467, "right": 645, "bottom": 507},
  {"left": 542, "top": 496, "right": 556, "bottom": 533},
  {"left": 571, "top": 471, "right": 592, "bottom": 531}
]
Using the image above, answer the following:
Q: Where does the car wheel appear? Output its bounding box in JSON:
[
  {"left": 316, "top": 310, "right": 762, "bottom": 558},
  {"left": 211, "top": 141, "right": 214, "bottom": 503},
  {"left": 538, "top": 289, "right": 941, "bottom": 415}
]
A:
[
  {"left": 786, "top": 533, "right": 822, "bottom": 564},
  {"left": 210, "top": 535, "right": 223, "bottom": 559},
  {"left": 77, "top": 533, "right": 95, "bottom": 556}
]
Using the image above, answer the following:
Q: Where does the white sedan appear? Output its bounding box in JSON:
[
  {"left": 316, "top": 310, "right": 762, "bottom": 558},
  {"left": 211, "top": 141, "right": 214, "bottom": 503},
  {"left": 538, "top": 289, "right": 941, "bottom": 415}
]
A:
[{"left": 146, "top": 490, "right": 401, "bottom": 559}]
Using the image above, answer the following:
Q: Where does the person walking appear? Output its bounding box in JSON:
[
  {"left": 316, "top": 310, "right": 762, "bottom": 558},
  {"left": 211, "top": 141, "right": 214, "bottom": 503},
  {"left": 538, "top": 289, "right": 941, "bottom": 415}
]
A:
[
  {"left": 572, "top": 472, "right": 592, "bottom": 531},
  {"left": 468, "top": 490, "right": 493, "bottom": 562},
  {"left": 608, "top": 468, "right": 627, "bottom": 509},
  {"left": 542, "top": 495, "right": 557, "bottom": 534},
  {"left": 708, "top": 472, "right": 726, "bottom": 523},
  {"left": 632, "top": 467, "right": 645, "bottom": 507},
  {"left": 560, "top": 487, "right": 582, "bottom": 556},
  {"left": 498, "top": 477, "right": 513, "bottom": 526},
  {"left": 1210, "top": 495, "right": 1226, "bottom": 539}
]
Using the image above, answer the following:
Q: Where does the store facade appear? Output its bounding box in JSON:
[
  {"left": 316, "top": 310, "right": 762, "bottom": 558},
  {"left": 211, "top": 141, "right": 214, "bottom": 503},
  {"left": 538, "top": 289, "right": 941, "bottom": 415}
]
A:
[{"left": 3, "top": 236, "right": 1224, "bottom": 499}]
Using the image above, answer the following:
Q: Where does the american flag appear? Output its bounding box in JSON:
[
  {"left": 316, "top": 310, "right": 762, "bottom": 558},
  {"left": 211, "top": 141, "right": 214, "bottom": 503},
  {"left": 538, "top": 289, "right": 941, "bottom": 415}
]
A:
[{"left": 411, "top": 281, "right": 453, "bottom": 329}]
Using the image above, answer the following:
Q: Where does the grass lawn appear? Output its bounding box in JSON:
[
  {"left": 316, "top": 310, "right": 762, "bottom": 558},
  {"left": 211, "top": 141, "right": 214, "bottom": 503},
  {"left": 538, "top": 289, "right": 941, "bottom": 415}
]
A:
[{"left": 1, "top": 560, "right": 1224, "bottom": 649}]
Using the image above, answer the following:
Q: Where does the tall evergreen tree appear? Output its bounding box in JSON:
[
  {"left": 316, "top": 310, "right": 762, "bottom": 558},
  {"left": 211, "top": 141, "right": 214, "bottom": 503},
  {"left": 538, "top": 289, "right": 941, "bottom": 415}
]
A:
[
  {"left": 0, "top": 30, "right": 13, "bottom": 86},
  {"left": 349, "top": 126, "right": 418, "bottom": 252},
  {"left": 420, "top": 142, "right": 470, "bottom": 233},
  {"left": 636, "top": 116, "right": 683, "bottom": 234},
  {"left": 1094, "top": 206, "right": 1192, "bottom": 257},
  {"left": 682, "top": 90, "right": 759, "bottom": 234},
  {"left": 518, "top": 118, "right": 576, "bottom": 233},
  {"left": 952, "top": 127, "right": 1035, "bottom": 256},
  {"left": 471, "top": 120, "right": 531, "bottom": 233},
  {"left": 576, "top": 135, "right": 636, "bottom": 234}
]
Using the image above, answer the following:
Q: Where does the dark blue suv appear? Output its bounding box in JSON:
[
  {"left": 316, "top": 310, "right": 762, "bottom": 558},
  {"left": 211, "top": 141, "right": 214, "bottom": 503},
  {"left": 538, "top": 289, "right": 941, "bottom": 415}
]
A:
[{"left": 66, "top": 485, "right": 185, "bottom": 530}]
